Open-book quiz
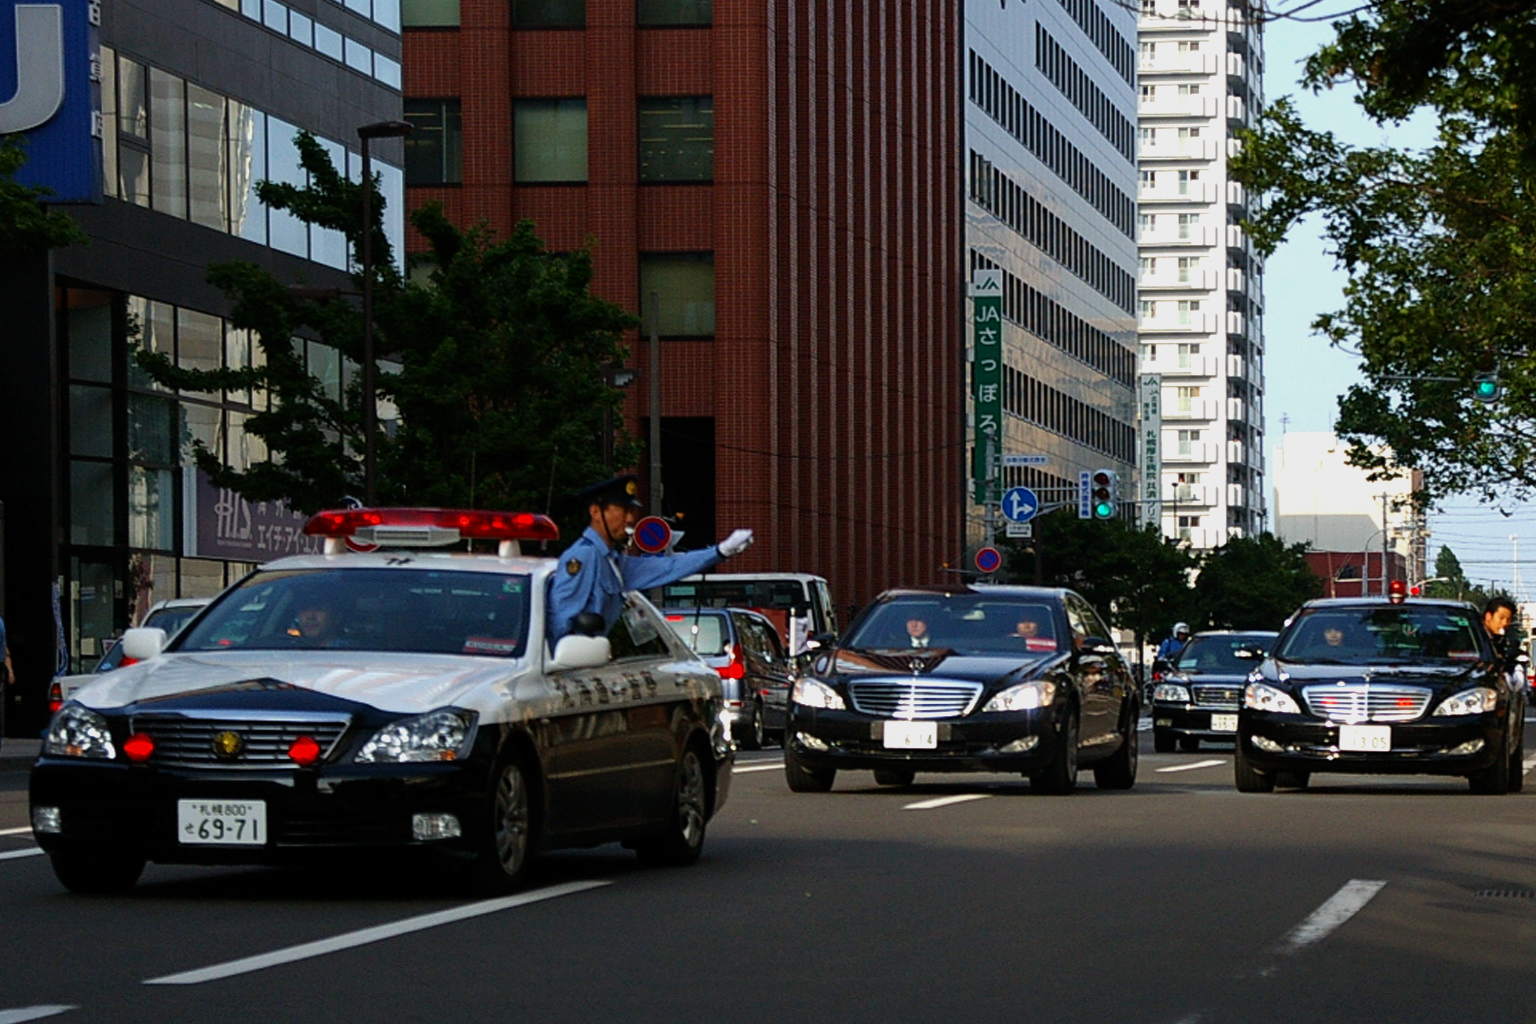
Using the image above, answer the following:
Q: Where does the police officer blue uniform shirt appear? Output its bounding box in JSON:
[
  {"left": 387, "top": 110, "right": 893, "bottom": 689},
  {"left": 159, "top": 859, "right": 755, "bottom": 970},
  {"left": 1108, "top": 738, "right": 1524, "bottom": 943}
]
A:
[{"left": 546, "top": 474, "right": 755, "bottom": 643}]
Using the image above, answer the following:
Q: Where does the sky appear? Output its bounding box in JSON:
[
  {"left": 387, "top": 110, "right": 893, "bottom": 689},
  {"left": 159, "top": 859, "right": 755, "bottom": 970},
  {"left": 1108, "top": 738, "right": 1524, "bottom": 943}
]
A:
[{"left": 1258, "top": 8, "right": 1536, "bottom": 599}]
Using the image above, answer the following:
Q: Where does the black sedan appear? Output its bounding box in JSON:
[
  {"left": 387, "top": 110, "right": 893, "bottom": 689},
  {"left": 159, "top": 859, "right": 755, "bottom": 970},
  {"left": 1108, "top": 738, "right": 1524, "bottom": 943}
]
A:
[
  {"left": 1152, "top": 630, "right": 1277, "bottom": 752},
  {"left": 784, "top": 586, "right": 1138, "bottom": 793},
  {"left": 1236, "top": 596, "right": 1524, "bottom": 794}
]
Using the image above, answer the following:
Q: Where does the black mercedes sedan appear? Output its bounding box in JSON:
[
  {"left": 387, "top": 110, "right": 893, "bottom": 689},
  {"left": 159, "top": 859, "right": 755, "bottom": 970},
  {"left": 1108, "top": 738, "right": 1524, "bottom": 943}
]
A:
[
  {"left": 1152, "top": 630, "right": 1277, "bottom": 752},
  {"left": 1235, "top": 595, "right": 1524, "bottom": 794},
  {"left": 784, "top": 586, "right": 1138, "bottom": 793}
]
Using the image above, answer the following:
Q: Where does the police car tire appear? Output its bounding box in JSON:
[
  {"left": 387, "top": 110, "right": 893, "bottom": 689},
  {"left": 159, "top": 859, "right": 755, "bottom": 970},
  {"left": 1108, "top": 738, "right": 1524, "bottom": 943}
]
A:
[
  {"left": 472, "top": 755, "right": 534, "bottom": 891},
  {"left": 49, "top": 848, "right": 146, "bottom": 895},
  {"left": 633, "top": 743, "right": 709, "bottom": 867}
]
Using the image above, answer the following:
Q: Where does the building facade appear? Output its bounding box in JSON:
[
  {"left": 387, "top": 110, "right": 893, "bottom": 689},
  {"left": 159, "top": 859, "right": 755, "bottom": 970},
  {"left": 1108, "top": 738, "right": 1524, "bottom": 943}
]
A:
[
  {"left": 1136, "top": 0, "right": 1266, "bottom": 547},
  {"left": 965, "top": 0, "right": 1141, "bottom": 537},
  {"left": 402, "top": 0, "right": 964, "bottom": 612},
  {"left": 0, "top": 0, "right": 404, "bottom": 732}
]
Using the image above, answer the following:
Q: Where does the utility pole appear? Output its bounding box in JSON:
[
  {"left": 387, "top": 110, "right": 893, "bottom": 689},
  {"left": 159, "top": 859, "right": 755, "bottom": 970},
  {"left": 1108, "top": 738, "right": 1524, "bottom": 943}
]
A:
[
  {"left": 648, "top": 291, "right": 662, "bottom": 514},
  {"left": 1380, "top": 492, "right": 1391, "bottom": 596}
]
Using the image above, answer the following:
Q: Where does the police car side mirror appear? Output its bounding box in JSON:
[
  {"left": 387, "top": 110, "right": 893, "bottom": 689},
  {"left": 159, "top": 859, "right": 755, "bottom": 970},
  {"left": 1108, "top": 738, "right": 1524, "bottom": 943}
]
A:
[
  {"left": 121, "top": 627, "right": 167, "bottom": 662},
  {"left": 549, "top": 635, "right": 611, "bottom": 671},
  {"left": 572, "top": 612, "right": 607, "bottom": 637}
]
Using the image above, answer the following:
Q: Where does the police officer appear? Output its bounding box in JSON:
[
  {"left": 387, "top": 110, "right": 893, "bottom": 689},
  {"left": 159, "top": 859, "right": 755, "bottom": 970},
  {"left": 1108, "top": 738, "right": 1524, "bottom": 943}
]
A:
[{"left": 546, "top": 474, "right": 754, "bottom": 643}]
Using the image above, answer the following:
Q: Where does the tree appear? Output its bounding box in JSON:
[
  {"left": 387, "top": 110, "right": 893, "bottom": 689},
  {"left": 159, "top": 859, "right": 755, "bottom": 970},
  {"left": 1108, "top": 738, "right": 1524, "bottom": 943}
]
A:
[
  {"left": 1423, "top": 546, "right": 1471, "bottom": 600},
  {"left": 1192, "top": 533, "right": 1322, "bottom": 631},
  {"left": 1232, "top": 4, "right": 1536, "bottom": 504},
  {"left": 0, "top": 138, "right": 88, "bottom": 251},
  {"left": 133, "top": 132, "right": 640, "bottom": 537}
]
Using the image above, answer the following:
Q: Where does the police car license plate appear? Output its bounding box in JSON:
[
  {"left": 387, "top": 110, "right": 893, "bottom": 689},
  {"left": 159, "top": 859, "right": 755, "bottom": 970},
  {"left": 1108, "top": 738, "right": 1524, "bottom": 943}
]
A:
[
  {"left": 883, "top": 720, "right": 937, "bottom": 749},
  {"left": 1339, "top": 725, "right": 1391, "bottom": 752},
  {"left": 177, "top": 800, "right": 267, "bottom": 845},
  {"left": 1210, "top": 713, "right": 1238, "bottom": 732}
]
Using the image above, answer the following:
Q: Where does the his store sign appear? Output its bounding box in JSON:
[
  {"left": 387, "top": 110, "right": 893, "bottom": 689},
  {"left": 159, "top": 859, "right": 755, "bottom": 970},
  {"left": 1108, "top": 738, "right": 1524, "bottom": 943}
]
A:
[
  {"left": 971, "top": 269, "right": 1003, "bottom": 504},
  {"left": 0, "top": 0, "right": 101, "bottom": 201}
]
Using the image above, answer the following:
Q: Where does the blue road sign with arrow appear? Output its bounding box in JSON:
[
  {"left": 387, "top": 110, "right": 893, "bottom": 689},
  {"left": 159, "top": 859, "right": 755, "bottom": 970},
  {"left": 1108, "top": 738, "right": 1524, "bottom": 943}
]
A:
[{"left": 1001, "top": 486, "right": 1039, "bottom": 523}]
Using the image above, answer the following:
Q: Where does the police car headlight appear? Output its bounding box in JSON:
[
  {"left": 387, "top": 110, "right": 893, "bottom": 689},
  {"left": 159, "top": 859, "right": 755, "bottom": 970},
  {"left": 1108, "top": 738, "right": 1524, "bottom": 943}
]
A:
[
  {"left": 44, "top": 705, "right": 116, "bottom": 759},
  {"left": 1152, "top": 684, "right": 1192, "bottom": 703},
  {"left": 1244, "top": 682, "right": 1301, "bottom": 715},
  {"left": 356, "top": 709, "right": 478, "bottom": 763},
  {"left": 1433, "top": 687, "right": 1499, "bottom": 717},
  {"left": 983, "top": 680, "right": 1056, "bottom": 712},
  {"left": 791, "top": 678, "right": 845, "bottom": 710}
]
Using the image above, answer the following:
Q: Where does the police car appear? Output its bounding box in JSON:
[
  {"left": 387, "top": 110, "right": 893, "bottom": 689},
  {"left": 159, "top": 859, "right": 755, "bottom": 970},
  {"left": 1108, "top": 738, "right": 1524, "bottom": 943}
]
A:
[{"left": 29, "top": 508, "right": 733, "bottom": 893}]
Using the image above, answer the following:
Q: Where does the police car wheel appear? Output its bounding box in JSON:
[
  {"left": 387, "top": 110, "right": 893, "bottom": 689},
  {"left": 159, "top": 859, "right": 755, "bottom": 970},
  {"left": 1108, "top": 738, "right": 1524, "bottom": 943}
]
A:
[
  {"left": 473, "top": 756, "right": 533, "bottom": 890},
  {"left": 49, "top": 847, "right": 146, "bottom": 895},
  {"left": 633, "top": 744, "right": 709, "bottom": 867}
]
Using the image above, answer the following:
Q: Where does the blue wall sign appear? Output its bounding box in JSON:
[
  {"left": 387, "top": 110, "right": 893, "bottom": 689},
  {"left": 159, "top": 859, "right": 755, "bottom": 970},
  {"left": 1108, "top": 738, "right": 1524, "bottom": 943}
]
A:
[{"left": 1, "top": 0, "right": 101, "bottom": 202}]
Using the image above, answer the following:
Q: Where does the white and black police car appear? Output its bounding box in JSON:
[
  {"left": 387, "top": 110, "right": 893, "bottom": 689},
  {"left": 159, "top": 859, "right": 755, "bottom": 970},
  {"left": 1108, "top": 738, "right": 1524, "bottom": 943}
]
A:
[{"left": 30, "top": 507, "right": 732, "bottom": 893}]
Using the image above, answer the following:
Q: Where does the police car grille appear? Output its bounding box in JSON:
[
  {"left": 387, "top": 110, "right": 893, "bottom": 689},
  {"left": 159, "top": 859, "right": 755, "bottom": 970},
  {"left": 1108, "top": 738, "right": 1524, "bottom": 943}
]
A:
[
  {"left": 1300, "top": 684, "right": 1432, "bottom": 723},
  {"left": 847, "top": 681, "right": 982, "bottom": 718},
  {"left": 129, "top": 714, "right": 351, "bottom": 766},
  {"left": 1191, "top": 684, "right": 1241, "bottom": 709}
]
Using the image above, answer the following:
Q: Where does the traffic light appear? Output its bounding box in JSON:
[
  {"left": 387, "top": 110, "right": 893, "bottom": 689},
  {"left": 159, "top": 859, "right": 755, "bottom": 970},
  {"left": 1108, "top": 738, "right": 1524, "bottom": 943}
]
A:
[
  {"left": 1473, "top": 372, "right": 1502, "bottom": 403},
  {"left": 1090, "top": 469, "right": 1118, "bottom": 519}
]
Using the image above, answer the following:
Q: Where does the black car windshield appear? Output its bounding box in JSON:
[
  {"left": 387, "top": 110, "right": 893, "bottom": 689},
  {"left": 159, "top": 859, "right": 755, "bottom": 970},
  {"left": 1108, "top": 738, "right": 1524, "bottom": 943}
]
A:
[
  {"left": 175, "top": 568, "right": 532, "bottom": 657},
  {"left": 1175, "top": 634, "right": 1274, "bottom": 672},
  {"left": 842, "top": 595, "right": 1062, "bottom": 656},
  {"left": 1273, "top": 605, "right": 1487, "bottom": 666}
]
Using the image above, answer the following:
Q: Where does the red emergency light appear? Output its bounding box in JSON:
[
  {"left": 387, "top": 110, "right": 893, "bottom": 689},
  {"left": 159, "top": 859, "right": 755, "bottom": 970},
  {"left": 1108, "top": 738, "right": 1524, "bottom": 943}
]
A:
[{"left": 1388, "top": 579, "right": 1407, "bottom": 604}]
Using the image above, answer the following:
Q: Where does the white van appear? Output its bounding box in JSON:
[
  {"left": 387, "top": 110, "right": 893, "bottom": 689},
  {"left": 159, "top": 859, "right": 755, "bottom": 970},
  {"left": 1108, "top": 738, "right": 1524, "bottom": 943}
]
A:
[{"left": 657, "top": 573, "right": 839, "bottom": 654}]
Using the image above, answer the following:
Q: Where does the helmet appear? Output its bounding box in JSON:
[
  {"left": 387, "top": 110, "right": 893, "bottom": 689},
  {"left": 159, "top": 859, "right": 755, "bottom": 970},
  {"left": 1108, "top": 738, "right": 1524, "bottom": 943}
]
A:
[{"left": 1173, "top": 622, "right": 1190, "bottom": 637}]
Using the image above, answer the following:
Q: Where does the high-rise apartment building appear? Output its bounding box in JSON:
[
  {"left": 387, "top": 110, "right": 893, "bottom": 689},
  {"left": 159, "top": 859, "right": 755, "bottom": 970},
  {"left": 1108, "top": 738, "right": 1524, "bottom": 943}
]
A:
[
  {"left": 965, "top": 0, "right": 1140, "bottom": 531},
  {"left": 1136, "top": 0, "right": 1266, "bottom": 547}
]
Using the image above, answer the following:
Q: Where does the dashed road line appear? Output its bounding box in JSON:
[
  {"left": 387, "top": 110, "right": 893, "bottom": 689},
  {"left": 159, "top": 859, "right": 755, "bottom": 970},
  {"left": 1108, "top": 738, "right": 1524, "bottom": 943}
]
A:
[
  {"left": 1276, "top": 879, "right": 1387, "bottom": 956},
  {"left": 732, "top": 763, "right": 783, "bottom": 774},
  {"left": 0, "top": 1006, "right": 76, "bottom": 1023},
  {"left": 0, "top": 849, "right": 45, "bottom": 862},
  {"left": 902, "top": 794, "right": 993, "bottom": 811},
  {"left": 144, "top": 879, "right": 610, "bottom": 985},
  {"left": 1156, "top": 759, "right": 1226, "bottom": 773},
  {"left": 1522, "top": 752, "right": 1536, "bottom": 774},
  {"left": 0, "top": 827, "right": 34, "bottom": 837}
]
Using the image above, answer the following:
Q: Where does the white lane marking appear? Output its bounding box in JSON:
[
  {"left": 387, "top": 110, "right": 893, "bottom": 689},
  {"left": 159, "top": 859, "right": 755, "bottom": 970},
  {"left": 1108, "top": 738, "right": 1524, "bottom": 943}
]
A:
[
  {"left": 0, "top": 1007, "right": 76, "bottom": 1023},
  {"left": 0, "top": 827, "right": 34, "bottom": 837},
  {"left": 0, "top": 849, "right": 45, "bottom": 862},
  {"left": 903, "top": 794, "right": 993, "bottom": 810},
  {"left": 1156, "top": 759, "right": 1226, "bottom": 773},
  {"left": 1278, "top": 880, "right": 1387, "bottom": 955},
  {"left": 1522, "top": 752, "right": 1536, "bottom": 774},
  {"left": 732, "top": 763, "right": 783, "bottom": 774},
  {"left": 145, "top": 879, "right": 610, "bottom": 985}
]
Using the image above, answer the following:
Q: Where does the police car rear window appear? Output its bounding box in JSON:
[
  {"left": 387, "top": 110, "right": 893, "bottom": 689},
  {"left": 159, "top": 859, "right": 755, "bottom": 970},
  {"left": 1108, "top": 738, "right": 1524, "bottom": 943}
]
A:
[{"left": 175, "top": 568, "right": 532, "bottom": 658}]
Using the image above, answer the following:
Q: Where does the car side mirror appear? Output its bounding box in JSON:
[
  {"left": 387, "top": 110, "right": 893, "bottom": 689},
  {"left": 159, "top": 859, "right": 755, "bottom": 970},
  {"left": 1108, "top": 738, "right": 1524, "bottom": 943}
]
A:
[
  {"left": 121, "top": 627, "right": 167, "bottom": 662},
  {"left": 548, "top": 634, "right": 611, "bottom": 671},
  {"left": 572, "top": 611, "right": 607, "bottom": 637}
]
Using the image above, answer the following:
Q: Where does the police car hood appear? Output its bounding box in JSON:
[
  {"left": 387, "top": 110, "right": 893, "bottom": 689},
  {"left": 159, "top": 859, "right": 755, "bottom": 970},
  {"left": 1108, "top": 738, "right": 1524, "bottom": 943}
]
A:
[{"left": 70, "top": 650, "right": 519, "bottom": 716}]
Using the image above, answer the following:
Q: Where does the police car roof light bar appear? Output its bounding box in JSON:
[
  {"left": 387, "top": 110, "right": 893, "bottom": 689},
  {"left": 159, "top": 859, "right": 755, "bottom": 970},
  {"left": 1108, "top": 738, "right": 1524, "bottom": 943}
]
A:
[{"left": 303, "top": 508, "right": 561, "bottom": 548}]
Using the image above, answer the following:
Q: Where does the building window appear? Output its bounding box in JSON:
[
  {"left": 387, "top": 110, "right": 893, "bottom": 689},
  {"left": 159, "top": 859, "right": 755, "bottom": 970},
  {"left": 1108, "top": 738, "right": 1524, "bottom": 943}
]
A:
[
  {"left": 1177, "top": 40, "right": 1200, "bottom": 52},
  {"left": 1177, "top": 430, "right": 1199, "bottom": 456},
  {"left": 512, "top": 0, "right": 583, "bottom": 27},
  {"left": 1177, "top": 256, "right": 1197, "bottom": 282},
  {"left": 149, "top": 69, "right": 186, "bottom": 218},
  {"left": 1177, "top": 212, "right": 1200, "bottom": 237},
  {"left": 514, "top": 98, "right": 588, "bottom": 183},
  {"left": 404, "top": 99, "right": 462, "bottom": 185},
  {"left": 1176, "top": 386, "right": 1200, "bottom": 413},
  {"left": 1177, "top": 343, "right": 1200, "bottom": 368},
  {"left": 637, "top": 0, "right": 709, "bottom": 25},
  {"left": 638, "top": 96, "right": 714, "bottom": 182},
  {"left": 1139, "top": 299, "right": 1155, "bottom": 319},
  {"left": 402, "top": 0, "right": 458, "bottom": 25},
  {"left": 1177, "top": 300, "right": 1200, "bottom": 325},
  {"left": 640, "top": 253, "right": 715, "bottom": 337}
]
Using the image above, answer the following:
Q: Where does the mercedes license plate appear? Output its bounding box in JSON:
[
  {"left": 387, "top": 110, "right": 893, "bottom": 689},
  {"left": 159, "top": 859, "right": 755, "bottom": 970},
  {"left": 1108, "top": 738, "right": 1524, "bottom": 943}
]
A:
[
  {"left": 1339, "top": 724, "right": 1391, "bottom": 753},
  {"left": 177, "top": 799, "right": 267, "bottom": 845},
  {"left": 882, "top": 720, "right": 937, "bottom": 750},
  {"left": 1210, "top": 713, "right": 1238, "bottom": 732}
]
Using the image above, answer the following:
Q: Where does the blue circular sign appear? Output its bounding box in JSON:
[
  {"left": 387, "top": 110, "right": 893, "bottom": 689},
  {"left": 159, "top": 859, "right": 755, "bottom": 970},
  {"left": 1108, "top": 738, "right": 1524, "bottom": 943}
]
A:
[
  {"left": 975, "top": 547, "right": 1002, "bottom": 574},
  {"left": 1001, "top": 486, "right": 1039, "bottom": 523},
  {"left": 632, "top": 516, "right": 673, "bottom": 554}
]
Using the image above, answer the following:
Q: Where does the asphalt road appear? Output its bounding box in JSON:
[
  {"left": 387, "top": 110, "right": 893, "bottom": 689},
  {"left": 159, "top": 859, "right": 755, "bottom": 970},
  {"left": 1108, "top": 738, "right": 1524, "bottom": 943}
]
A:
[{"left": 4, "top": 728, "right": 1536, "bottom": 1024}]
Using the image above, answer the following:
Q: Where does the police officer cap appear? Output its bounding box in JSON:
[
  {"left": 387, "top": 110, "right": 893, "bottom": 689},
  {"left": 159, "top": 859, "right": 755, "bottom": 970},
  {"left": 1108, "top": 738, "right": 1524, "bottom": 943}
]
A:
[{"left": 579, "top": 473, "right": 644, "bottom": 509}]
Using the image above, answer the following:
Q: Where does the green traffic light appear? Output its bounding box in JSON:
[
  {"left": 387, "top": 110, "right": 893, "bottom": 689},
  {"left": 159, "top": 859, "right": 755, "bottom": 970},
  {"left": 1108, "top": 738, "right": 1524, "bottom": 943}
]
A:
[
  {"left": 1476, "top": 379, "right": 1499, "bottom": 399},
  {"left": 1094, "top": 501, "right": 1114, "bottom": 518}
]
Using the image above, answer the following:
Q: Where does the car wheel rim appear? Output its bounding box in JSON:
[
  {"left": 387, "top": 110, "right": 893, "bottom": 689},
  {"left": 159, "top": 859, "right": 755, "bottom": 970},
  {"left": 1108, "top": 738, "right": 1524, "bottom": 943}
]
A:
[
  {"left": 753, "top": 707, "right": 764, "bottom": 746},
  {"left": 494, "top": 763, "right": 530, "bottom": 876},
  {"left": 1065, "top": 718, "right": 1078, "bottom": 782},
  {"left": 1126, "top": 718, "right": 1138, "bottom": 775},
  {"left": 677, "top": 751, "right": 706, "bottom": 848}
]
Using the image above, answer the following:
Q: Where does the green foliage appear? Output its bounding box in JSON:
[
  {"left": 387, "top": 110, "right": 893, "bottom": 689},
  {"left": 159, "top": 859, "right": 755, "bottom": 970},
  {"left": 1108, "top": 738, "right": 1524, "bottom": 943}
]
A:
[
  {"left": 132, "top": 130, "right": 640, "bottom": 535},
  {"left": 1192, "top": 533, "right": 1322, "bottom": 631},
  {"left": 0, "top": 137, "right": 89, "bottom": 251},
  {"left": 1232, "top": 4, "right": 1536, "bottom": 503}
]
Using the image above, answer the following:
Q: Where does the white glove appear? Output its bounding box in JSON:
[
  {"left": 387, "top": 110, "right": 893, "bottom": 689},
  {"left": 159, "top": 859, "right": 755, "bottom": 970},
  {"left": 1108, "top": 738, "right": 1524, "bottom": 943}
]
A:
[{"left": 718, "top": 528, "right": 755, "bottom": 558}]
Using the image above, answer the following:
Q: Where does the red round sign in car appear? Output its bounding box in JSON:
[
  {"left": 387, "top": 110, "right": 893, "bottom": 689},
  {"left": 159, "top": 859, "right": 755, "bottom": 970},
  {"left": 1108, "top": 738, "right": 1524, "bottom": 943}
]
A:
[
  {"left": 975, "top": 547, "right": 1002, "bottom": 574},
  {"left": 632, "top": 516, "right": 673, "bottom": 554}
]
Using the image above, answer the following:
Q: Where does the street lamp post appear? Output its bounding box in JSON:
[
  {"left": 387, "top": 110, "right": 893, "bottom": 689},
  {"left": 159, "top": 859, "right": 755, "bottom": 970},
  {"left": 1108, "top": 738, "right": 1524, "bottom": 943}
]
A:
[{"left": 356, "top": 119, "right": 413, "bottom": 505}]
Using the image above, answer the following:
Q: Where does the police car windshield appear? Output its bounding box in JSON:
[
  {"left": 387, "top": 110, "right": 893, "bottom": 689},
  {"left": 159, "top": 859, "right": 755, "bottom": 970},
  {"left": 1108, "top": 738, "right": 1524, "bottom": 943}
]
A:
[
  {"left": 1273, "top": 606, "right": 1487, "bottom": 666},
  {"left": 175, "top": 568, "right": 532, "bottom": 658},
  {"left": 842, "top": 595, "right": 1060, "bottom": 656}
]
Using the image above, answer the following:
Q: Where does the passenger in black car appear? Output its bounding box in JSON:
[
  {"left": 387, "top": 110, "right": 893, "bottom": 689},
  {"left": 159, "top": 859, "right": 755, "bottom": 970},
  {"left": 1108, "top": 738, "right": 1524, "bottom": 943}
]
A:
[{"left": 906, "top": 616, "right": 933, "bottom": 648}]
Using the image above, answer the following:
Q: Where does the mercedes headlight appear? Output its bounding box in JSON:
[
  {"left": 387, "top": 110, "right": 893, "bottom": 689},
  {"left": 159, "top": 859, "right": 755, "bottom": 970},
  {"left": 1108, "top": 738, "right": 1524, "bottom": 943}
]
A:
[
  {"left": 791, "top": 678, "right": 845, "bottom": 710},
  {"left": 983, "top": 680, "right": 1056, "bottom": 712},
  {"left": 355, "top": 709, "right": 478, "bottom": 763},
  {"left": 44, "top": 705, "right": 116, "bottom": 759},
  {"left": 1433, "top": 687, "right": 1499, "bottom": 717},
  {"left": 1244, "top": 682, "right": 1301, "bottom": 715},
  {"left": 1152, "top": 684, "right": 1191, "bottom": 703}
]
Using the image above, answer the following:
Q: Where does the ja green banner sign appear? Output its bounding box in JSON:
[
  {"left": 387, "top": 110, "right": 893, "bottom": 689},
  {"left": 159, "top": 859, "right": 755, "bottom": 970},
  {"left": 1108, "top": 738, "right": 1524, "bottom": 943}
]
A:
[{"left": 972, "top": 269, "right": 1003, "bottom": 504}]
